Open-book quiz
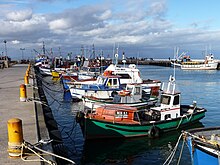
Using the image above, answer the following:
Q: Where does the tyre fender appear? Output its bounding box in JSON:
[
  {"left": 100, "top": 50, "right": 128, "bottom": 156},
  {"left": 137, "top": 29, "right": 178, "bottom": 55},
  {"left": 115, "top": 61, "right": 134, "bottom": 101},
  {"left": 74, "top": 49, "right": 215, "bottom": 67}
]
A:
[
  {"left": 111, "top": 91, "right": 118, "bottom": 97},
  {"left": 148, "top": 126, "right": 160, "bottom": 138}
]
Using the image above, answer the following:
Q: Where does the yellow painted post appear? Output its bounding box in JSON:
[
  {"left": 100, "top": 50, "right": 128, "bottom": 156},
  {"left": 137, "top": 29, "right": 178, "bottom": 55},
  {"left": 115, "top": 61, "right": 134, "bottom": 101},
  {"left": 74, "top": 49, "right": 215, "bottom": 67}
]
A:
[
  {"left": 24, "top": 75, "right": 29, "bottom": 85},
  {"left": 20, "top": 84, "right": 27, "bottom": 102},
  {"left": 25, "top": 70, "right": 29, "bottom": 77},
  {"left": 27, "top": 64, "right": 31, "bottom": 71},
  {"left": 7, "top": 118, "right": 23, "bottom": 157}
]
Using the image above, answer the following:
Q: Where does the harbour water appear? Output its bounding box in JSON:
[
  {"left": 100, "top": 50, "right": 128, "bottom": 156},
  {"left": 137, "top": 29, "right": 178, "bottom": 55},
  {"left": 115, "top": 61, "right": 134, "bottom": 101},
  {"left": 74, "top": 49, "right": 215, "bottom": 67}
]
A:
[{"left": 43, "top": 65, "right": 220, "bottom": 165}]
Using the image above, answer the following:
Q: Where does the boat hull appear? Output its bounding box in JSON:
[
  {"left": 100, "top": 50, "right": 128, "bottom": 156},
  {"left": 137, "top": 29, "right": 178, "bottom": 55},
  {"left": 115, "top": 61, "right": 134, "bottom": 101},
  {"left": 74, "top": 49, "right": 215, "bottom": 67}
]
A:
[
  {"left": 181, "top": 62, "right": 218, "bottom": 70},
  {"left": 70, "top": 88, "right": 119, "bottom": 100},
  {"left": 185, "top": 127, "right": 220, "bottom": 165},
  {"left": 80, "top": 110, "right": 206, "bottom": 140},
  {"left": 187, "top": 139, "right": 219, "bottom": 165},
  {"left": 83, "top": 97, "right": 156, "bottom": 110},
  {"left": 39, "top": 67, "right": 52, "bottom": 76}
]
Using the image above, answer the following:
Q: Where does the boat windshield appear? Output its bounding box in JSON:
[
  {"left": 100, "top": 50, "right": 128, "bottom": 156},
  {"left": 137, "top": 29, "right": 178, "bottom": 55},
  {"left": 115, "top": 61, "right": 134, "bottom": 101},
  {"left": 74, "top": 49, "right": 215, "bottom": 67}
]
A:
[
  {"left": 134, "top": 87, "right": 141, "bottom": 95},
  {"left": 161, "top": 95, "right": 171, "bottom": 105},
  {"left": 96, "top": 77, "right": 105, "bottom": 84},
  {"left": 126, "top": 87, "right": 133, "bottom": 92},
  {"left": 90, "top": 67, "right": 100, "bottom": 72}
]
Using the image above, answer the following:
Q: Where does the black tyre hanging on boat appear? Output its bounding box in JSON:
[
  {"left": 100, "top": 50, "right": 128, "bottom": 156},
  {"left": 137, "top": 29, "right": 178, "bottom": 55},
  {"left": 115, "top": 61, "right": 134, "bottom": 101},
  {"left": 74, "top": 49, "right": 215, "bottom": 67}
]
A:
[
  {"left": 111, "top": 91, "right": 118, "bottom": 97},
  {"left": 148, "top": 126, "right": 160, "bottom": 138}
]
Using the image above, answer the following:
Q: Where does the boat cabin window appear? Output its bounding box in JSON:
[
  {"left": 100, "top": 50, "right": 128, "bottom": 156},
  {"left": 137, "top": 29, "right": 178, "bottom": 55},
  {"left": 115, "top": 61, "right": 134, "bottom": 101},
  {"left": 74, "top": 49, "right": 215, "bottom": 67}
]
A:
[
  {"left": 161, "top": 95, "right": 171, "bottom": 105},
  {"left": 164, "top": 114, "right": 171, "bottom": 120},
  {"left": 107, "top": 78, "right": 118, "bottom": 87},
  {"left": 173, "top": 95, "right": 180, "bottom": 105},
  {"left": 126, "top": 87, "right": 133, "bottom": 92},
  {"left": 117, "top": 74, "right": 131, "bottom": 79},
  {"left": 113, "top": 79, "right": 118, "bottom": 85},
  {"left": 97, "top": 77, "right": 105, "bottom": 84},
  {"left": 90, "top": 67, "right": 100, "bottom": 73},
  {"left": 82, "top": 67, "right": 88, "bottom": 71},
  {"left": 134, "top": 87, "right": 141, "bottom": 95}
]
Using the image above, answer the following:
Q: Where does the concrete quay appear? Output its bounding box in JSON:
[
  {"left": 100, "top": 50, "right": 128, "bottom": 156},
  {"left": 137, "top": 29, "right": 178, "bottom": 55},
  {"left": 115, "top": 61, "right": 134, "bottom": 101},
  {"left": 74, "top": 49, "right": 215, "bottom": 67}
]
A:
[
  {"left": 0, "top": 64, "right": 41, "bottom": 164},
  {"left": 0, "top": 64, "right": 71, "bottom": 165}
]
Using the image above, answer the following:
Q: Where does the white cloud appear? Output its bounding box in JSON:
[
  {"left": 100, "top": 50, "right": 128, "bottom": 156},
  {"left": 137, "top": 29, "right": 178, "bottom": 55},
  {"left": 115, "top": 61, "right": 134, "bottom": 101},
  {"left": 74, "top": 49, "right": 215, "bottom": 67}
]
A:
[
  {"left": 96, "top": 10, "right": 112, "bottom": 20},
  {"left": 11, "top": 40, "right": 20, "bottom": 44},
  {"left": 6, "top": 9, "right": 33, "bottom": 21},
  {"left": 1, "top": 0, "right": 220, "bottom": 59},
  {"left": 49, "top": 18, "right": 71, "bottom": 31}
]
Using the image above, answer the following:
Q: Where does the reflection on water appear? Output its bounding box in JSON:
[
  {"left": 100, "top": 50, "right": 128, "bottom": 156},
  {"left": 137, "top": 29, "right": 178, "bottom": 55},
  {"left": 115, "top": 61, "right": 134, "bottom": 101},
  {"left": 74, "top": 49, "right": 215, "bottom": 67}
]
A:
[
  {"left": 82, "top": 122, "right": 203, "bottom": 165},
  {"left": 42, "top": 65, "right": 220, "bottom": 164}
]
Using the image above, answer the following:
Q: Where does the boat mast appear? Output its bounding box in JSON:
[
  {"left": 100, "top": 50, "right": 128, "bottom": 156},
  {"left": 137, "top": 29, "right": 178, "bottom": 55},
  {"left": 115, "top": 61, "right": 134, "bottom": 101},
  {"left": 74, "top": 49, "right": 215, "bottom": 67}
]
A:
[
  {"left": 115, "top": 47, "right": 119, "bottom": 66},
  {"left": 42, "top": 41, "right": 46, "bottom": 55},
  {"left": 112, "top": 43, "right": 115, "bottom": 63},
  {"left": 122, "top": 52, "right": 126, "bottom": 68},
  {"left": 173, "top": 47, "right": 179, "bottom": 79}
]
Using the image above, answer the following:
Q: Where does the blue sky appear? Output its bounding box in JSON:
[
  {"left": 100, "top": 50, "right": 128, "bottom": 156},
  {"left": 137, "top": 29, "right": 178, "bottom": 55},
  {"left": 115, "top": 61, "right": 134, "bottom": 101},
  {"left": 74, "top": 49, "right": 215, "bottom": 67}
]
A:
[
  {"left": 1, "top": 0, "right": 220, "bottom": 60},
  {"left": 167, "top": 0, "right": 220, "bottom": 29}
]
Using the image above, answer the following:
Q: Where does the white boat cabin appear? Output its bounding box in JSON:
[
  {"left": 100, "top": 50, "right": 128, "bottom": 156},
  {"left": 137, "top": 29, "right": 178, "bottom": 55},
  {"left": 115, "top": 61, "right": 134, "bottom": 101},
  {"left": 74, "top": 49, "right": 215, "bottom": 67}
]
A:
[
  {"left": 150, "top": 75, "right": 181, "bottom": 120},
  {"left": 119, "top": 83, "right": 150, "bottom": 103},
  {"left": 103, "top": 64, "right": 143, "bottom": 85},
  {"left": 93, "top": 75, "right": 121, "bottom": 89}
]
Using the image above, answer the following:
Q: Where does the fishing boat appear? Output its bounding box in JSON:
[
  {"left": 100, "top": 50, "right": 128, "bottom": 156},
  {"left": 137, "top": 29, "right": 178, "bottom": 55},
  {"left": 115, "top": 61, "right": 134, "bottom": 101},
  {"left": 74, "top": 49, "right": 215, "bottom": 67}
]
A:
[
  {"left": 34, "top": 42, "right": 53, "bottom": 76},
  {"left": 171, "top": 53, "right": 218, "bottom": 70},
  {"left": 68, "top": 75, "right": 123, "bottom": 100},
  {"left": 183, "top": 127, "right": 220, "bottom": 165},
  {"left": 83, "top": 83, "right": 156, "bottom": 110},
  {"left": 35, "top": 55, "right": 52, "bottom": 76},
  {"left": 103, "top": 63, "right": 161, "bottom": 96},
  {"left": 76, "top": 75, "right": 207, "bottom": 140}
]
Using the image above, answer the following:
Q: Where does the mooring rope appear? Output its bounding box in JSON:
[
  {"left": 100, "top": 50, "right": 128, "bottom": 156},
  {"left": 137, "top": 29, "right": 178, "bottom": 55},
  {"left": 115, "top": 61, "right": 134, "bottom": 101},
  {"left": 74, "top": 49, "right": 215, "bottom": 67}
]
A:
[
  {"left": 163, "top": 133, "right": 183, "bottom": 165},
  {"left": 21, "top": 140, "right": 76, "bottom": 164}
]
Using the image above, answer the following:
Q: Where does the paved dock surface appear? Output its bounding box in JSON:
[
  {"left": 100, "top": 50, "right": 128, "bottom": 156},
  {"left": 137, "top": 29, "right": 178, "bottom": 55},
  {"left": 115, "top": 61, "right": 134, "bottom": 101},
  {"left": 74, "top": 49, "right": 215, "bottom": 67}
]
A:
[{"left": 0, "top": 64, "right": 40, "bottom": 164}]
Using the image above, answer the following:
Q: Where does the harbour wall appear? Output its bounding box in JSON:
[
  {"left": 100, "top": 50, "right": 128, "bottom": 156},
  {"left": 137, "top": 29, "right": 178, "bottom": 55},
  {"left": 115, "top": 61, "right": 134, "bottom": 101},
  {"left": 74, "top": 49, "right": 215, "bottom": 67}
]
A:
[{"left": 34, "top": 66, "right": 69, "bottom": 164}]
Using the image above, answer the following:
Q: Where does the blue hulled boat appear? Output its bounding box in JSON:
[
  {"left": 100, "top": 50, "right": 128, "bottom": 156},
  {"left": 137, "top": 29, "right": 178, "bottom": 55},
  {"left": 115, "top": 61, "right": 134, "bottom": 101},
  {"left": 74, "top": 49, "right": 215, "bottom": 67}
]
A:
[
  {"left": 184, "top": 127, "right": 220, "bottom": 165},
  {"left": 68, "top": 75, "right": 123, "bottom": 100}
]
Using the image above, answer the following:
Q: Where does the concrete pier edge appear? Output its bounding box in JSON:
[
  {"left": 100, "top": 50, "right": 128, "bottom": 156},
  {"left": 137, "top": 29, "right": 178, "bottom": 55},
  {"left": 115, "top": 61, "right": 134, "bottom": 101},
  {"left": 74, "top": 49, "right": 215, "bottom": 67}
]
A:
[{"left": 34, "top": 66, "right": 69, "bottom": 165}]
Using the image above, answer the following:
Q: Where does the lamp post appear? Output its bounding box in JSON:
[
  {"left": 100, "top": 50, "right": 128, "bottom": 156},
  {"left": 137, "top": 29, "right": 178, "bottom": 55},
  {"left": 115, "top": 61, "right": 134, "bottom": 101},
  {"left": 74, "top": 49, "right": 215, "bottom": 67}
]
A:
[
  {"left": 20, "top": 48, "right": 25, "bottom": 60},
  {"left": 3, "top": 40, "right": 7, "bottom": 56}
]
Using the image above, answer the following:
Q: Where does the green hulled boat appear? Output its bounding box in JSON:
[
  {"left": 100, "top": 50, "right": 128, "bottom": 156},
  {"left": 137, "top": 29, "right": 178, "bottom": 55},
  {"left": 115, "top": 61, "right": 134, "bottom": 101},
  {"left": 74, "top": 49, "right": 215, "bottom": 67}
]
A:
[{"left": 76, "top": 75, "right": 207, "bottom": 140}]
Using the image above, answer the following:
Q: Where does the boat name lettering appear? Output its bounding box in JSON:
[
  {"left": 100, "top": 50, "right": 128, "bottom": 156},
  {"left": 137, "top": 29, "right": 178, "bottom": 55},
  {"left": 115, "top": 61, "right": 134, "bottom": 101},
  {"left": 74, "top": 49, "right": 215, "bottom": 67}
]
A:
[{"left": 115, "top": 111, "right": 128, "bottom": 118}]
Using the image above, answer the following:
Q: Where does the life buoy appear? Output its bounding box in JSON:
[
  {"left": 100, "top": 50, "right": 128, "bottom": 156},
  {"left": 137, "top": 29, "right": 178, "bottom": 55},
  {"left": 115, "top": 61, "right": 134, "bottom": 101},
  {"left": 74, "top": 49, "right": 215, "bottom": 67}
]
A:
[
  {"left": 119, "top": 90, "right": 131, "bottom": 97},
  {"left": 148, "top": 126, "right": 160, "bottom": 138}
]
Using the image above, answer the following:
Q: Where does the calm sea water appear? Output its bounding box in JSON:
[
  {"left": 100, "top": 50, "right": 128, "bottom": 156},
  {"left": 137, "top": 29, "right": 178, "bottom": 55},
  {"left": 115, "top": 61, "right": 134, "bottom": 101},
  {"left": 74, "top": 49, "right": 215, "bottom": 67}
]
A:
[{"left": 43, "top": 65, "right": 220, "bottom": 165}]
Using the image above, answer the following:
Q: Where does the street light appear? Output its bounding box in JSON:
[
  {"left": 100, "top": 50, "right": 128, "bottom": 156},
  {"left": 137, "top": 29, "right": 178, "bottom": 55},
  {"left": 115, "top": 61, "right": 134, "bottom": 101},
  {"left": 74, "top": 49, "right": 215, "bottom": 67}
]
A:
[
  {"left": 3, "top": 40, "right": 7, "bottom": 56},
  {"left": 20, "top": 48, "right": 25, "bottom": 60}
]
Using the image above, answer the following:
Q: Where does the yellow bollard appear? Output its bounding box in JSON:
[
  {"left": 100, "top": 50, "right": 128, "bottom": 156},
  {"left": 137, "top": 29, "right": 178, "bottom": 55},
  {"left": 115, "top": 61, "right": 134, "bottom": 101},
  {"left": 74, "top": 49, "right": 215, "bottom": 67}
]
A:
[
  {"left": 7, "top": 118, "right": 23, "bottom": 157},
  {"left": 20, "top": 84, "right": 27, "bottom": 101},
  {"left": 24, "top": 75, "right": 29, "bottom": 85},
  {"left": 25, "top": 70, "right": 29, "bottom": 77}
]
